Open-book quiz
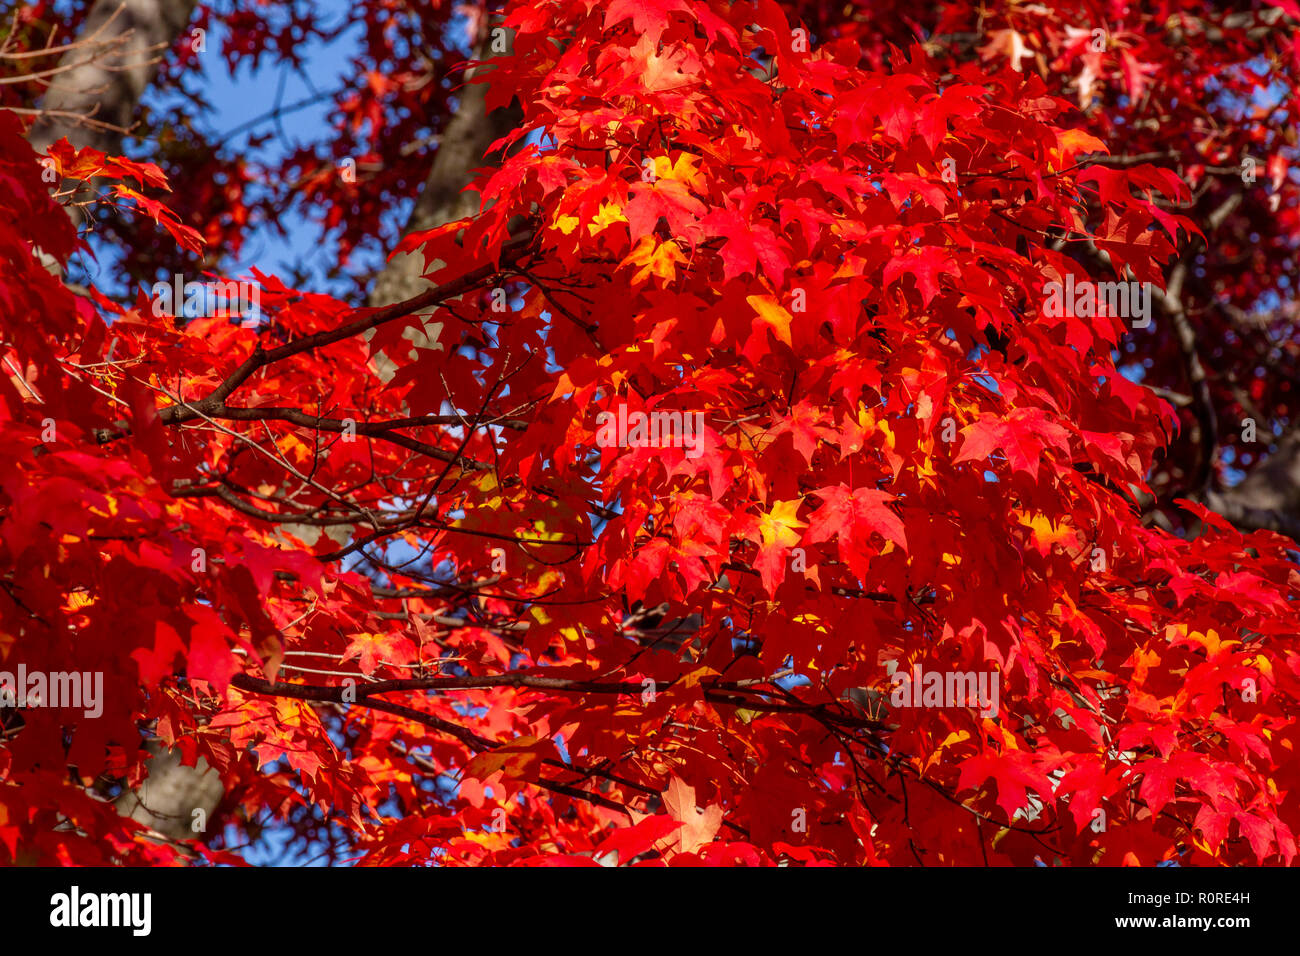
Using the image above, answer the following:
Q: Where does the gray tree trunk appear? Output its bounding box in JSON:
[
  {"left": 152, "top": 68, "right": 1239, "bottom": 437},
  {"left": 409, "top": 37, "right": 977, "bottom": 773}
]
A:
[
  {"left": 1206, "top": 427, "right": 1300, "bottom": 540},
  {"left": 367, "top": 28, "right": 523, "bottom": 308},
  {"left": 27, "top": 0, "right": 200, "bottom": 242},
  {"left": 115, "top": 738, "right": 222, "bottom": 845},
  {"left": 27, "top": 0, "right": 200, "bottom": 155},
  {"left": 362, "top": 22, "right": 522, "bottom": 397}
]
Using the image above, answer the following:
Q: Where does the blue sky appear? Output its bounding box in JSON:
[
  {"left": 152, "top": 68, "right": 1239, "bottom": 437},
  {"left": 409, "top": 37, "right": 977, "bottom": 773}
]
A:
[
  {"left": 129, "top": 1, "right": 480, "bottom": 295},
  {"left": 159, "top": 3, "right": 367, "bottom": 284}
]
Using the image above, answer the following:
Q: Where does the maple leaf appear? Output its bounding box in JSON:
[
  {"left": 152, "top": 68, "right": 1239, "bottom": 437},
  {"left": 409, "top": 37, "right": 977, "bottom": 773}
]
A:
[
  {"left": 463, "top": 736, "right": 553, "bottom": 783},
  {"left": 883, "top": 246, "right": 953, "bottom": 306},
  {"left": 594, "top": 816, "right": 684, "bottom": 865},
  {"left": 587, "top": 200, "right": 629, "bottom": 236},
  {"left": 915, "top": 84, "right": 985, "bottom": 151},
  {"left": 341, "top": 631, "right": 417, "bottom": 675},
  {"left": 603, "top": 33, "right": 701, "bottom": 99},
  {"left": 806, "top": 485, "right": 906, "bottom": 579},
  {"left": 1018, "top": 512, "right": 1079, "bottom": 557},
  {"left": 953, "top": 410, "right": 1071, "bottom": 481},
  {"left": 746, "top": 294, "right": 793, "bottom": 346},
  {"left": 756, "top": 499, "right": 806, "bottom": 550},
  {"left": 1050, "top": 129, "right": 1107, "bottom": 169},
  {"left": 706, "top": 209, "right": 789, "bottom": 282},
  {"left": 625, "top": 177, "right": 705, "bottom": 241},
  {"left": 750, "top": 498, "right": 806, "bottom": 594},
  {"left": 111, "top": 183, "right": 205, "bottom": 254},
  {"left": 978, "top": 29, "right": 1034, "bottom": 72},
  {"left": 1056, "top": 761, "right": 1125, "bottom": 833},
  {"left": 957, "top": 752, "right": 1056, "bottom": 822},
  {"left": 184, "top": 611, "right": 239, "bottom": 694},
  {"left": 771, "top": 401, "right": 829, "bottom": 464},
  {"left": 659, "top": 776, "right": 723, "bottom": 856},
  {"left": 602, "top": 0, "right": 692, "bottom": 45},
  {"left": 623, "top": 235, "right": 685, "bottom": 285},
  {"left": 1136, "top": 752, "right": 1239, "bottom": 819},
  {"left": 649, "top": 153, "right": 701, "bottom": 186}
]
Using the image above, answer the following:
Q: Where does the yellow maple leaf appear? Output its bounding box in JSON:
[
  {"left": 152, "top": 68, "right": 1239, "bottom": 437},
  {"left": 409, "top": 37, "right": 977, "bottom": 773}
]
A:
[
  {"left": 278, "top": 432, "right": 314, "bottom": 467},
  {"left": 588, "top": 200, "right": 628, "bottom": 236},
  {"left": 652, "top": 153, "right": 702, "bottom": 187},
  {"left": 758, "top": 499, "right": 806, "bottom": 549},
  {"left": 463, "top": 736, "right": 544, "bottom": 782},
  {"left": 65, "top": 590, "right": 95, "bottom": 611},
  {"left": 625, "top": 235, "right": 685, "bottom": 285},
  {"left": 877, "top": 416, "right": 896, "bottom": 450},
  {"left": 746, "top": 294, "right": 793, "bottom": 346},
  {"left": 1020, "top": 512, "right": 1078, "bottom": 551}
]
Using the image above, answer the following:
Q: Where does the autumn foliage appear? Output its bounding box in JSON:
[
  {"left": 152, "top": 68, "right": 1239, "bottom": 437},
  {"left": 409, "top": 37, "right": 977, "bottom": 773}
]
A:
[{"left": 1, "top": 0, "right": 1300, "bottom": 866}]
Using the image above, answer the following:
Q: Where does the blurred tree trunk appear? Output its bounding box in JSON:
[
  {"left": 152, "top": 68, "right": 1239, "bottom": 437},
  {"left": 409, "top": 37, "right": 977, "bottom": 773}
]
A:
[
  {"left": 363, "top": 19, "right": 522, "bottom": 396},
  {"left": 27, "top": 0, "right": 200, "bottom": 154},
  {"left": 368, "top": 24, "right": 523, "bottom": 309},
  {"left": 1206, "top": 428, "right": 1300, "bottom": 540},
  {"left": 115, "top": 737, "right": 222, "bottom": 845},
  {"left": 28, "top": 0, "right": 200, "bottom": 240}
]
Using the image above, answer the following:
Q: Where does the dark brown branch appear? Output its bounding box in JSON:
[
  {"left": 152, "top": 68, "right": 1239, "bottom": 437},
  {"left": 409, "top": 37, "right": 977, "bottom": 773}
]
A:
[{"left": 157, "top": 235, "right": 533, "bottom": 429}]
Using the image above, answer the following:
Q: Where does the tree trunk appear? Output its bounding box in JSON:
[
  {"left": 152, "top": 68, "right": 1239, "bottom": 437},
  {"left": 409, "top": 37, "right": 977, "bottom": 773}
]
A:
[
  {"left": 362, "top": 22, "right": 523, "bottom": 397},
  {"left": 1206, "top": 427, "right": 1300, "bottom": 540},
  {"left": 115, "top": 737, "right": 222, "bottom": 845},
  {"left": 367, "top": 29, "right": 523, "bottom": 308},
  {"left": 27, "top": 0, "right": 200, "bottom": 155}
]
